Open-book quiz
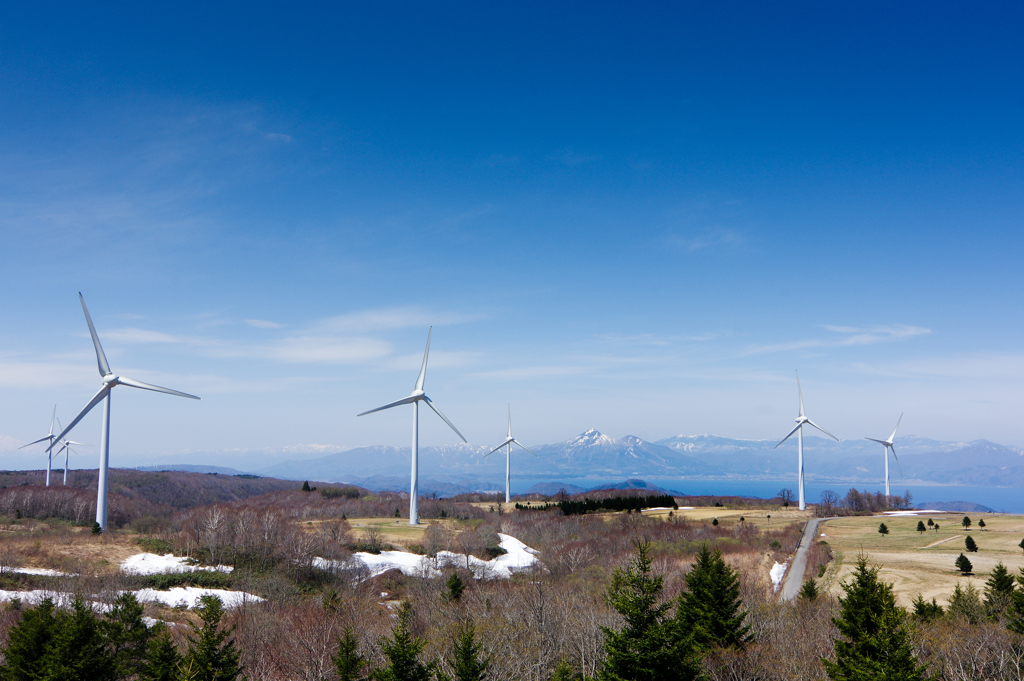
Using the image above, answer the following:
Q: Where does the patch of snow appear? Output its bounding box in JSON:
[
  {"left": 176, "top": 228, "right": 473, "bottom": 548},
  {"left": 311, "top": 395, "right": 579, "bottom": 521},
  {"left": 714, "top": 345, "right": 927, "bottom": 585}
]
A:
[
  {"left": 678, "top": 506, "right": 696, "bottom": 510},
  {"left": 134, "top": 587, "right": 263, "bottom": 609},
  {"left": 318, "top": 533, "right": 540, "bottom": 582},
  {"left": 0, "top": 587, "right": 260, "bottom": 611},
  {"left": 121, "top": 553, "right": 233, "bottom": 575},
  {"left": 9, "top": 567, "right": 67, "bottom": 576},
  {"left": 820, "top": 533, "right": 827, "bottom": 537},
  {"left": 882, "top": 511, "right": 920, "bottom": 516},
  {"left": 770, "top": 561, "right": 788, "bottom": 592},
  {"left": 642, "top": 507, "right": 674, "bottom": 512}
]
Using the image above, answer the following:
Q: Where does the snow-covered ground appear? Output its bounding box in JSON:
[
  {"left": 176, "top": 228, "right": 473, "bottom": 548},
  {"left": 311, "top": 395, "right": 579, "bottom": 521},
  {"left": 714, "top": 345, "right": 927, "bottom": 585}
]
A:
[
  {"left": 0, "top": 587, "right": 262, "bottom": 611},
  {"left": 316, "top": 532, "right": 541, "bottom": 581},
  {"left": 121, "top": 553, "right": 233, "bottom": 575},
  {"left": 134, "top": 587, "right": 263, "bottom": 609},
  {"left": 770, "top": 561, "right": 788, "bottom": 592},
  {"left": 7, "top": 567, "right": 67, "bottom": 577}
]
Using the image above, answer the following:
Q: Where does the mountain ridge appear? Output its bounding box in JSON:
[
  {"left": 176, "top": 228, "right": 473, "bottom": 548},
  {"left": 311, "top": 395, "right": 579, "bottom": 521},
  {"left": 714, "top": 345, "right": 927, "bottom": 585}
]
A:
[{"left": 250, "top": 430, "right": 1024, "bottom": 488}]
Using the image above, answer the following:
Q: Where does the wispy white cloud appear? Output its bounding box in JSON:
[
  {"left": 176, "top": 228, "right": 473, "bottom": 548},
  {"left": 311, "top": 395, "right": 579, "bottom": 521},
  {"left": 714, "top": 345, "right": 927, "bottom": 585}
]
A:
[
  {"left": 244, "top": 319, "right": 284, "bottom": 329},
  {"left": 0, "top": 361, "right": 96, "bottom": 388},
  {"left": 264, "top": 336, "right": 391, "bottom": 364},
  {"left": 470, "top": 365, "right": 587, "bottom": 380},
  {"left": 594, "top": 332, "right": 721, "bottom": 345},
  {"left": 383, "top": 350, "right": 481, "bottom": 373},
  {"left": 853, "top": 353, "right": 1024, "bottom": 381},
  {"left": 744, "top": 324, "right": 931, "bottom": 355},
  {"left": 317, "top": 307, "right": 486, "bottom": 333}
]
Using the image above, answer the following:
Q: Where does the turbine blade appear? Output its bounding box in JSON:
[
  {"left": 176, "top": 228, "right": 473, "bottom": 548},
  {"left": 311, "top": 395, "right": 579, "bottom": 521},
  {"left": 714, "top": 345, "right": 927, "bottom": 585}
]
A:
[
  {"left": 423, "top": 396, "right": 467, "bottom": 443},
  {"left": 775, "top": 424, "right": 801, "bottom": 449},
  {"left": 890, "top": 445, "right": 904, "bottom": 479},
  {"left": 18, "top": 436, "right": 53, "bottom": 449},
  {"left": 796, "top": 370, "right": 804, "bottom": 417},
  {"left": 357, "top": 394, "right": 418, "bottom": 417},
  {"left": 486, "top": 437, "right": 514, "bottom": 456},
  {"left": 80, "top": 293, "right": 112, "bottom": 377},
  {"left": 117, "top": 376, "right": 200, "bottom": 400},
  {"left": 512, "top": 439, "right": 538, "bottom": 457},
  {"left": 507, "top": 404, "right": 512, "bottom": 439},
  {"left": 414, "top": 327, "right": 432, "bottom": 393},
  {"left": 805, "top": 419, "right": 839, "bottom": 442},
  {"left": 49, "top": 405, "right": 56, "bottom": 436},
  {"left": 65, "top": 440, "right": 90, "bottom": 446},
  {"left": 48, "top": 385, "right": 111, "bottom": 451},
  {"left": 864, "top": 437, "right": 887, "bottom": 444},
  {"left": 889, "top": 413, "right": 903, "bottom": 442}
]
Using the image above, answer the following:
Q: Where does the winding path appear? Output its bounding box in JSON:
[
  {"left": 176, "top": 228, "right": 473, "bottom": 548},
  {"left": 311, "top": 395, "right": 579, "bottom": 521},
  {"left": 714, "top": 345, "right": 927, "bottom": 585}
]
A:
[{"left": 779, "top": 517, "right": 827, "bottom": 601}]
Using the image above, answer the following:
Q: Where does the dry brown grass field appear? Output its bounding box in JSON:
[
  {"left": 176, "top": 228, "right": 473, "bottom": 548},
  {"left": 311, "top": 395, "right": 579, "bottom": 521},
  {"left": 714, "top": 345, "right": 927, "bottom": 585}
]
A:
[{"left": 818, "top": 512, "right": 1024, "bottom": 607}]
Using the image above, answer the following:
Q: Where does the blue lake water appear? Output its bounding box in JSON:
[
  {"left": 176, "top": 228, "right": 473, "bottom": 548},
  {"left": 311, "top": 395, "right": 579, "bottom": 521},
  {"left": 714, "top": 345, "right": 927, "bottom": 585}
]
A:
[{"left": 510, "top": 479, "right": 1024, "bottom": 514}]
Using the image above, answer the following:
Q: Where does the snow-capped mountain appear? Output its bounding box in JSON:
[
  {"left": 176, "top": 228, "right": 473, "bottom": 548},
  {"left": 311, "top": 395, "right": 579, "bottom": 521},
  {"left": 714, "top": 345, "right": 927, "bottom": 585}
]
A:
[{"left": 250, "top": 430, "right": 1024, "bottom": 488}]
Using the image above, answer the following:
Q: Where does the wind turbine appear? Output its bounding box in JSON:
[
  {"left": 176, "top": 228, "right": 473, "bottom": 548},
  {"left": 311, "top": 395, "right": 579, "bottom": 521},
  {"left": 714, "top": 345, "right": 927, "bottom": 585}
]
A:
[
  {"left": 48, "top": 293, "right": 200, "bottom": 530},
  {"left": 486, "top": 405, "right": 537, "bottom": 504},
  {"left": 357, "top": 327, "right": 466, "bottom": 525},
  {"left": 53, "top": 416, "right": 90, "bottom": 486},
  {"left": 774, "top": 371, "right": 838, "bottom": 511},
  {"left": 866, "top": 414, "right": 904, "bottom": 498},
  {"left": 19, "top": 405, "right": 58, "bottom": 486}
]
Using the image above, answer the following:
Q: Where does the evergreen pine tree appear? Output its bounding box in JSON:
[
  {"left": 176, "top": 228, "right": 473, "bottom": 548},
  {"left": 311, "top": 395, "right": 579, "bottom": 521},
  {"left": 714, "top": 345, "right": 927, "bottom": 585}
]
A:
[
  {"left": 443, "top": 573, "right": 466, "bottom": 602},
  {"left": 101, "top": 592, "right": 153, "bottom": 679},
  {"left": 334, "top": 627, "right": 366, "bottom": 681},
  {"left": 1019, "top": 538, "right": 1024, "bottom": 555},
  {"left": 798, "top": 579, "right": 819, "bottom": 601},
  {"left": 181, "top": 595, "right": 244, "bottom": 681},
  {"left": 948, "top": 582, "right": 984, "bottom": 624},
  {"left": 911, "top": 595, "right": 943, "bottom": 623},
  {"left": 955, "top": 553, "right": 973, "bottom": 574},
  {"left": 371, "top": 601, "right": 438, "bottom": 681},
  {"left": 1007, "top": 567, "right": 1024, "bottom": 634},
  {"left": 965, "top": 536, "right": 978, "bottom": 552},
  {"left": 962, "top": 516, "right": 971, "bottom": 529},
  {"left": 984, "top": 562, "right": 1015, "bottom": 620},
  {"left": 598, "top": 539, "right": 701, "bottom": 681},
  {"left": 0, "top": 598, "right": 59, "bottom": 681},
  {"left": 43, "top": 596, "right": 116, "bottom": 681},
  {"left": 822, "top": 557, "right": 932, "bottom": 681},
  {"left": 916, "top": 521, "right": 926, "bottom": 535},
  {"left": 978, "top": 518, "right": 986, "bottom": 530},
  {"left": 926, "top": 519, "right": 933, "bottom": 527},
  {"left": 302, "top": 481, "right": 311, "bottom": 492},
  {"left": 450, "top": 625, "right": 489, "bottom": 681},
  {"left": 549, "top": 659, "right": 583, "bottom": 681},
  {"left": 140, "top": 626, "right": 181, "bottom": 681},
  {"left": 675, "top": 543, "right": 750, "bottom": 650},
  {"left": 878, "top": 523, "right": 889, "bottom": 537}
]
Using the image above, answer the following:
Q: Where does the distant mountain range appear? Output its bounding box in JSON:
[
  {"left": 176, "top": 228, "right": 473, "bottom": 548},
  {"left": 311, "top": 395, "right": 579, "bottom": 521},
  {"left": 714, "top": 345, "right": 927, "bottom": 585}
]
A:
[{"left": 245, "top": 429, "right": 1024, "bottom": 490}]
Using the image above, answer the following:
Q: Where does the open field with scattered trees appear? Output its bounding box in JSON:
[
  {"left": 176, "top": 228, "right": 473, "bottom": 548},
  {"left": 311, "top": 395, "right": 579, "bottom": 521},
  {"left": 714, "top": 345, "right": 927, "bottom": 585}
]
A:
[
  {"left": 819, "top": 512, "right": 1024, "bottom": 607},
  {"left": 0, "top": 472, "right": 1023, "bottom": 679}
]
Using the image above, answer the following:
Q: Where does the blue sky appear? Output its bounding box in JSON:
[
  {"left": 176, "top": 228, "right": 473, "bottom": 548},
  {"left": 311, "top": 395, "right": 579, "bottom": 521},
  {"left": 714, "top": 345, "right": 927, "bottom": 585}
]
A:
[{"left": 1, "top": 2, "right": 1022, "bottom": 469}]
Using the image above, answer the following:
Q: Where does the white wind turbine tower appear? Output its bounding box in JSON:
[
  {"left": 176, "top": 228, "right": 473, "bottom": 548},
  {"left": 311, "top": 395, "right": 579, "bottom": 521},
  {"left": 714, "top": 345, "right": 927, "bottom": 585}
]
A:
[
  {"left": 866, "top": 414, "right": 904, "bottom": 498},
  {"left": 20, "top": 405, "right": 58, "bottom": 486},
  {"left": 774, "top": 371, "right": 838, "bottom": 511},
  {"left": 486, "top": 405, "right": 537, "bottom": 503},
  {"left": 53, "top": 416, "right": 90, "bottom": 486},
  {"left": 48, "top": 293, "right": 200, "bottom": 530},
  {"left": 357, "top": 327, "right": 466, "bottom": 525}
]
